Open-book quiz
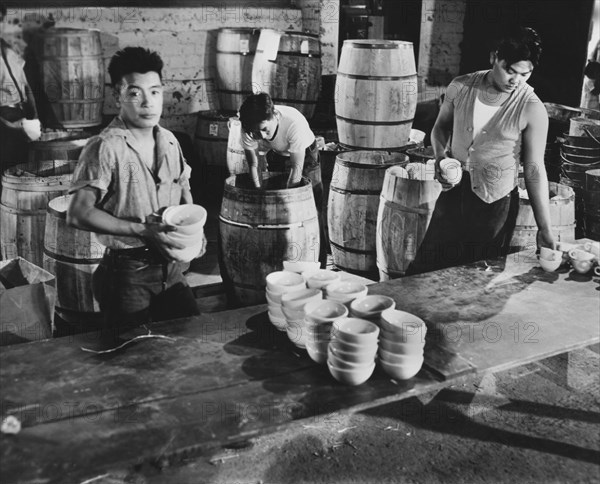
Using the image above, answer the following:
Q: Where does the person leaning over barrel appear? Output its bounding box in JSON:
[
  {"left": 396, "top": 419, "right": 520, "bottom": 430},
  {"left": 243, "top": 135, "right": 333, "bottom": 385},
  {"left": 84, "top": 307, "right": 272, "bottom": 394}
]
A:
[
  {"left": 67, "top": 47, "right": 204, "bottom": 344},
  {"left": 406, "top": 26, "right": 556, "bottom": 275},
  {"left": 239, "top": 92, "right": 326, "bottom": 266},
  {"left": 0, "top": 3, "right": 41, "bottom": 173}
]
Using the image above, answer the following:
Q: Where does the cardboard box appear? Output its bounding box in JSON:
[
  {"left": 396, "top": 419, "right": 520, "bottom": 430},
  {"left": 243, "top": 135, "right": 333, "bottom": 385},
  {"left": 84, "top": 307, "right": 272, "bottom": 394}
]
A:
[{"left": 0, "top": 257, "right": 56, "bottom": 346}]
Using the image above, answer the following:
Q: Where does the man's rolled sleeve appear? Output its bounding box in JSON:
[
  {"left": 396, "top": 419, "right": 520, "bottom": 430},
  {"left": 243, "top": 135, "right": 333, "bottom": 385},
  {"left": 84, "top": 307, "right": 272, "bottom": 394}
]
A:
[{"left": 69, "top": 137, "right": 113, "bottom": 199}]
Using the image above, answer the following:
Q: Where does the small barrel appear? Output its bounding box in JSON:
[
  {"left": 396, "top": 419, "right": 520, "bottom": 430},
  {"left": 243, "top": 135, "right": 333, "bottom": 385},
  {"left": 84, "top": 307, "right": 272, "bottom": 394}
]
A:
[
  {"left": 215, "top": 28, "right": 260, "bottom": 112},
  {"left": 43, "top": 195, "right": 105, "bottom": 331},
  {"left": 327, "top": 150, "right": 408, "bottom": 278},
  {"left": 218, "top": 173, "right": 320, "bottom": 307},
  {"left": 252, "top": 30, "right": 322, "bottom": 119},
  {"left": 35, "top": 28, "right": 104, "bottom": 128},
  {"left": 28, "top": 130, "right": 92, "bottom": 165},
  {"left": 376, "top": 164, "right": 442, "bottom": 280},
  {"left": 335, "top": 40, "right": 417, "bottom": 150},
  {"left": 510, "top": 180, "right": 576, "bottom": 250},
  {"left": 0, "top": 160, "right": 77, "bottom": 267}
]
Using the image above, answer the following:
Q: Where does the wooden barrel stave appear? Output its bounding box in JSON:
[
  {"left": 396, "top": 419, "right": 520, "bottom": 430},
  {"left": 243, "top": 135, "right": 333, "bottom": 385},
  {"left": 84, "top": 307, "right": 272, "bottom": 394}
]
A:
[{"left": 218, "top": 173, "right": 320, "bottom": 307}]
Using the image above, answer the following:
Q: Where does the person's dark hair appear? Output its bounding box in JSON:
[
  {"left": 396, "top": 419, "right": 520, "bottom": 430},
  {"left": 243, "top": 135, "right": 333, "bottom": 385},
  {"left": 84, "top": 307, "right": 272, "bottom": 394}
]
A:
[
  {"left": 108, "top": 47, "right": 164, "bottom": 87},
  {"left": 494, "top": 26, "right": 542, "bottom": 68},
  {"left": 0, "top": 3, "right": 7, "bottom": 20},
  {"left": 239, "top": 92, "right": 275, "bottom": 138}
]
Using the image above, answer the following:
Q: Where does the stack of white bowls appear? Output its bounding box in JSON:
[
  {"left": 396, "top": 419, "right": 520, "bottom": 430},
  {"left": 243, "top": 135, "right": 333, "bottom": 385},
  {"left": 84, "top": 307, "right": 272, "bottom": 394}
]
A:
[
  {"left": 327, "top": 317, "right": 379, "bottom": 386},
  {"left": 324, "top": 281, "right": 368, "bottom": 307},
  {"left": 281, "top": 288, "right": 323, "bottom": 348},
  {"left": 350, "top": 294, "right": 396, "bottom": 323},
  {"left": 265, "top": 271, "right": 306, "bottom": 331},
  {"left": 302, "top": 300, "right": 348, "bottom": 364},
  {"left": 161, "top": 204, "right": 207, "bottom": 262},
  {"left": 378, "top": 308, "right": 427, "bottom": 380},
  {"left": 302, "top": 269, "right": 341, "bottom": 291}
]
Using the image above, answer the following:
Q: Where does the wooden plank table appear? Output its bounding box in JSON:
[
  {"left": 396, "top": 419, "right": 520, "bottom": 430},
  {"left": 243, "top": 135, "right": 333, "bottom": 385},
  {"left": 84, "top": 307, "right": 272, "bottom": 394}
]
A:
[{"left": 1, "top": 246, "right": 598, "bottom": 484}]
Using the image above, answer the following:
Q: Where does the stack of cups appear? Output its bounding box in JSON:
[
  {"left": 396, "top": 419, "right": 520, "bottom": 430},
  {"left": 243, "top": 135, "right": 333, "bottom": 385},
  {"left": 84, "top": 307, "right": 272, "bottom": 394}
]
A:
[
  {"left": 378, "top": 308, "right": 427, "bottom": 380},
  {"left": 281, "top": 288, "right": 323, "bottom": 348},
  {"left": 265, "top": 271, "right": 306, "bottom": 331},
  {"left": 324, "top": 281, "right": 368, "bottom": 307},
  {"left": 328, "top": 318, "right": 379, "bottom": 385},
  {"left": 303, "top": 300, "right": 348, "bottom": 364},
  {"left": 349, "top": 294, "right": 396, "bottom": 322}
]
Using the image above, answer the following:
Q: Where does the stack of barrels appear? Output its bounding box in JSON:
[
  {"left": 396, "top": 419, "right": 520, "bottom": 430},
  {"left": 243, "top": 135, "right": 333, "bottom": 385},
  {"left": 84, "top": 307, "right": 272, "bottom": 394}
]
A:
[
  {"left": 195, "top": 28, "right": 322, "bottom": 205},
  {"left": 0, "top": 27, "right": 106, "bottom": 334}
]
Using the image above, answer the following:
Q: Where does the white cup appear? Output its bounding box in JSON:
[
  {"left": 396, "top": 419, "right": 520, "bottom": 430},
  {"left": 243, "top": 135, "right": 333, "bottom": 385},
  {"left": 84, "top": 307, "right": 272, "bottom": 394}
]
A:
[{"left": 439, "top": 158, "right": 462, "bottom": 185}]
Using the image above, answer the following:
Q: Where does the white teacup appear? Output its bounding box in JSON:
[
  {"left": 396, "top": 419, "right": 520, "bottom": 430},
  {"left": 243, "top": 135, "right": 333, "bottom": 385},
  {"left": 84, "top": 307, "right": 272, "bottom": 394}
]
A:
[
  {"left": 583, "top": 241, "right": 600, "bottom": 261},
  {"left": 439, "top": 158, "right": 462, "bottom": 185},
  {"left": 569, "top": 249, "right": 595, "bottom": 274},
  {"left": 539, "top": 247, "right": 562, "bottom": 262}
]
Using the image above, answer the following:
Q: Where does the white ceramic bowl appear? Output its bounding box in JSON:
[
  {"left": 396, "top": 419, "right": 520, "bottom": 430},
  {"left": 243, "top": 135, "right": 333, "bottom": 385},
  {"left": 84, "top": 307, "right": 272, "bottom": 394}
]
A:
[
  {"left": 265, "top": 271, "right": 306, "bottom": 294},
  {"left": 538, "top": 255, "right": 561, "bottom": 272},
  {"left": 539, "top": 247, "right": 563, "bottom": 262},
  {"left": 303, "top": 300, "right": 349, "bottom": 325},
  {"left": 328, "top": 360, "right": 375, "bottom": 386},
  {"left": 380, "top": 308, "right": 428, "bottom": 340},
  {"left": 332, "top": 317, "right": 380, "bottom": 346},
  {"left": 325, "top": 281, "right": 369, "bottom": 303},
  {"left": 327, "top": 346, "right": 374, "bottom": 370},
  {"left": 306, "top": 341, "right": 328, "bottom": 364},
  {"left": 267, "top": 303, "right": 284, "bottom": 319},
  {"left": 329, "top": 335, "right": 378, "bottom": 354},
  {"left": 281, "top": 287, "right": 322, "bottom": 311},
  {"left": 283, "top": 260, "right": 321, "bottom": 274},
  {"left": 328, "top": 340, "right": 378, "bottom": 364},
  {"left": 379, "top": 357, "right": 423, "bottom": 380},
  {"left": 379, "top": 347, "right": 424, "bottom": 365},
  {"left": 162, "top": 204, "right": 207, "bottom": 236},
  {"left": 161, "top": 235, "right": 205, "bottom": 263},
  {"left": 350, "top": 295, "right": 396, "bottom": 321},
  {"left": 302, "top": 269, "right": 341, "bottom": 289},
  {"left": 379, "top": 333, "right": 426, "bottom": 353},
  {"left": 439, "top": 158, "right": 462, "bottom": 185}
]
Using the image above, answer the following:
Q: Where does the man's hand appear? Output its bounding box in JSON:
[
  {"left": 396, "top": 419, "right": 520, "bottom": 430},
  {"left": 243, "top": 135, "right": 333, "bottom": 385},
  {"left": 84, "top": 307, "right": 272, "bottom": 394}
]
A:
[
  {"left": 536, "top": 228, "right": 556, "bottom": 251},
  {"left": 22, "top": 119, "right": 42, "bottom": 141},
  {"left": 140, "top": 221, "right": 186, "bottom": 250}
]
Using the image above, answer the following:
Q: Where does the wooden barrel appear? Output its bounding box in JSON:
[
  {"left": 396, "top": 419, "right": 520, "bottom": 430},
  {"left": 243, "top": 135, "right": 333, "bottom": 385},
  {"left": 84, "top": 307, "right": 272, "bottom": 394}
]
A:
[
  {"left": 216, "top": 28, "right": 260, "bottom": 112},
  {"left": 376, "top": 164, "right": 442, "bottom": 280},
  {"left": 335, "top": 40, "right": 417, "bottom": 150},
  {"left": 252, "top": 30, "right": 322, "bottom": 119},
  {"left": 43, "top": 195, "right": 105, "bottom": 329},
  {"left": 0, "top": 160, "right": 77, "bottom": 267},
  {"left": 510, "top": 179, "right": 576, "bottom": 250},
  {"left": 28, "top": 130, "right": 91, "bottom": 165},
  {"left": 35, "top": 28, "right": 104, "bottom": 128},
  {"left": 327, "top": 150, "right": 408, "bottom": 278},
  {"left": 218, "top": 173, "right": 320, "bottom": 307}
]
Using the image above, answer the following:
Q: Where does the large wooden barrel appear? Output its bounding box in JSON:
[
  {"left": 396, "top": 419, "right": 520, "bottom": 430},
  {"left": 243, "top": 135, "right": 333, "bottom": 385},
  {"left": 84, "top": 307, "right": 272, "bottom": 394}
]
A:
[
  {"left": 216, "top": 28, "right": 260, "bottom": 112},
  {"left": 43, "top": 195, "right": 104, "bottom": 330},
  {"left": 376, "top": 164, "right": 442, "bottom": 280},
  {"left": 335, "top": 40, "right": 417, "bottom": 150},
  {"left": 218, "top": 173, "right": 320, "bottom": 307},
  {"left": 0, "top": 160, "right": 77, "bottom": 267},
  {"left": 327, "top": 151, "right": 408, "bottom": 278},
  {"left": 28, "top": 130, "right": 91, "bottom": 165},
  {"left": 252, "top": 30, "right": 321, "bottom": 119},
  {"left": 510, "top": 179, "right": 576, "bottom": 250},
  {"left": 35, "top": 28, "right": 104, "bottom": 128}
]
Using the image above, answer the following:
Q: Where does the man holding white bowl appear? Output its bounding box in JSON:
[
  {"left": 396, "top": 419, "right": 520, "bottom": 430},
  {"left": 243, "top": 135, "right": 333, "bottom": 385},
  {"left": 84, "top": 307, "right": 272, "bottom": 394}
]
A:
[
  {"left": 67, "top": 47, "right": 205, "bottom": 343},
  {"left": 407, "top": 26, "right": 556, "bottom": 275}
]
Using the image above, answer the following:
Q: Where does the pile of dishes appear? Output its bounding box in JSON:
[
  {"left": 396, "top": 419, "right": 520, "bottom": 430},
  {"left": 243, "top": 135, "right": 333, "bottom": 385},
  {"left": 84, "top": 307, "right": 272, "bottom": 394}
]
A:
[
  {"left": 324, "top": 281, "right": 368, "bottom": 307},
  {"left": 265, "top": 271, "right": 306, "bottom": 331},
  {"left": 328, "top": 318, "right": 379, "bottom": 385},
  {"left": 161, "top": 204, "right": 207, "bottom": 262},
  {"left": 378, "top": 308, "right": 427, "bottom": 380},
  {"left": 303, "top": 299, "right": 349, "bottom": 364},
  {"left": 350, "top": 294, "right": 396, "bottom": 322},
  {"left": 281, "top": 288, "right": 323, "bottom": 348}
]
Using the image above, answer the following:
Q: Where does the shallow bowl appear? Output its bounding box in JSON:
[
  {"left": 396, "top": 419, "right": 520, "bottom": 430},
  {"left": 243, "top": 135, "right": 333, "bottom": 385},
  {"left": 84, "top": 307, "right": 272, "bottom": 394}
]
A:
[
  {"left": 379, "top": 357, "right": 423, "bottom": 380},
  {"left": 332, "top": 317, "right": 380, "bottom": 345},
  {"left": 327, "top": 360, "right": 375, "bottom": 386},
  {"left": 265, "top": 271, "right": 306, "bottom": 294}
]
